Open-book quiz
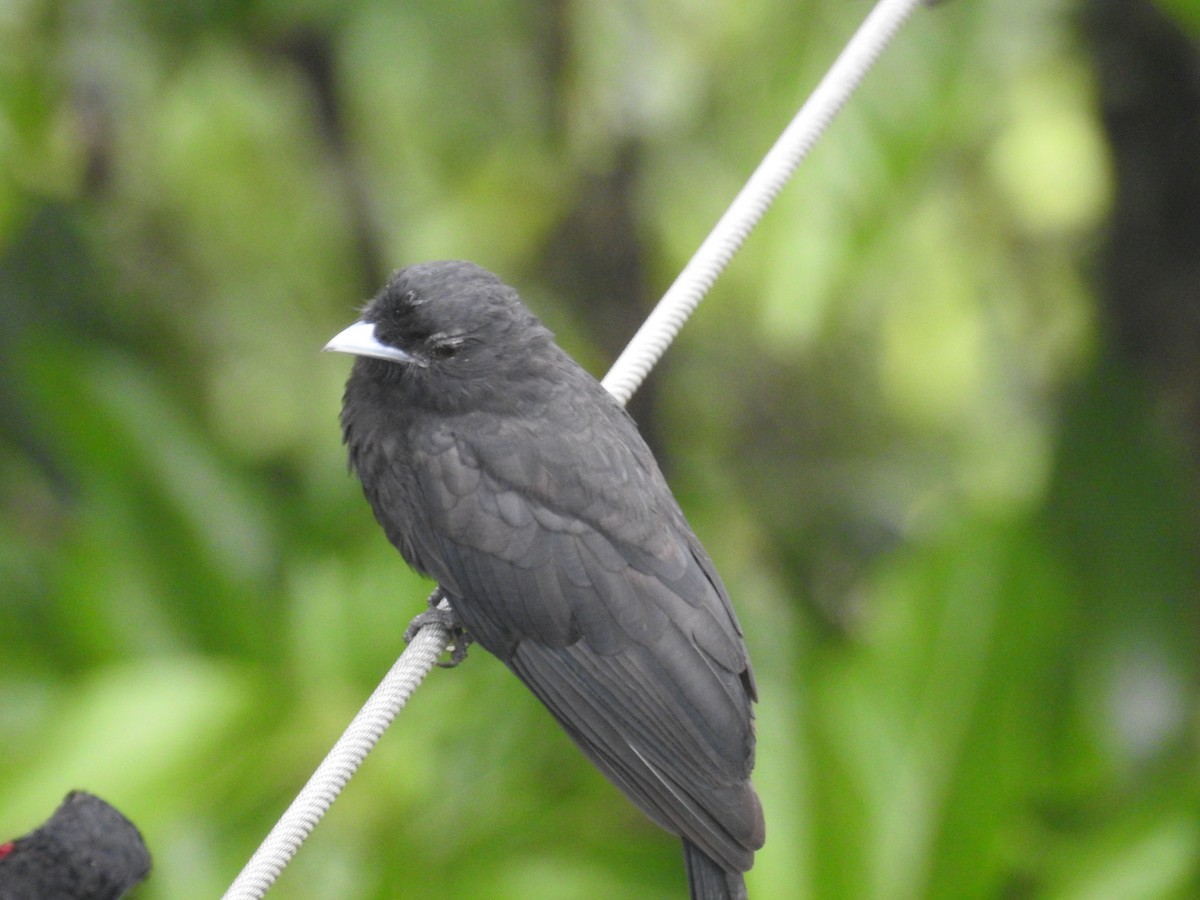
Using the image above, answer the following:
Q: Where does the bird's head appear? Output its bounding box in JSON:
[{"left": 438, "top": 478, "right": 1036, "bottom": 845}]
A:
[{"left": 325, "top": 261, "right": 558, "bottom": 409}]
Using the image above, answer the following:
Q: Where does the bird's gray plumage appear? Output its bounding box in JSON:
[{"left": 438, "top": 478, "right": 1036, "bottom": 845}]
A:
[
  {"left": 0, "top": 791, "right": 151, "bottom": 899},
  {"left": 335, "top": 260, "right": 764, "bottom": 896}
]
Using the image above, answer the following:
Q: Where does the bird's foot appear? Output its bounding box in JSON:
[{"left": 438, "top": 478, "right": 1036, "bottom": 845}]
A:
[{"left": 404, "top": 587, "right": 473, "bottom": 667}]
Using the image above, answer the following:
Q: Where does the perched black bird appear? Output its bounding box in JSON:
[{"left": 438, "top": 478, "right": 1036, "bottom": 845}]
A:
[
  {"left": 327, "top": 260, "right": 764, "bottom": 898},
  {"left": 0, "top": 791, "right": 151, "bottom": 899}
]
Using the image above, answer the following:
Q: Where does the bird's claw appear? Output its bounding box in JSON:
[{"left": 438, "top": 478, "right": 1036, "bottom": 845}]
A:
[{"left": 404, "top": 587, "right": 473, "bottom": 667}]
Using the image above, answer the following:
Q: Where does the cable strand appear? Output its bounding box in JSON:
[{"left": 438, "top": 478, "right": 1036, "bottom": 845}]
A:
[
  {"left": 222, "top": 616, "right": 450, "bottom": 899},
  {"left": 601, "top": 0, "right": 924, "bottom": 404}
]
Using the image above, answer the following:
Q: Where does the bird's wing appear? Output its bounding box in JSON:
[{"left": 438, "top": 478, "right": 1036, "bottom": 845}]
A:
[{"left": 409, "top": 411, "right": 763, "bottom": 870}]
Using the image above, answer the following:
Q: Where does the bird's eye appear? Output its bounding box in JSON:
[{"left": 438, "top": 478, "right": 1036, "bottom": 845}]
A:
[{"left": 429, "top": 336, "right": 464, "bottom": 360}]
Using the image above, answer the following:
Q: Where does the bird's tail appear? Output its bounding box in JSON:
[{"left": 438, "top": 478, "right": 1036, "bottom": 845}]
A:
[{"left": 683, "top": 839, "right": 748, "bottom": 900}]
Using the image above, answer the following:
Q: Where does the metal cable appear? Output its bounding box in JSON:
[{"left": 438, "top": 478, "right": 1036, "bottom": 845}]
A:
[
  {"left": 601, "top": 0, "right": 926, "bottom": 404},
  {"left": 223, "top": 0, "right": 927, "bottom": 894},
  {"left": 221, "top": 615, "right": 450, "bottom": 899}
]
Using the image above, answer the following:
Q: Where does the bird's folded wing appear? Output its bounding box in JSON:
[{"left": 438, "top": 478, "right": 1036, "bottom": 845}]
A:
[{"left": 411, "top": 422, "right": 764, "bottom": 868}]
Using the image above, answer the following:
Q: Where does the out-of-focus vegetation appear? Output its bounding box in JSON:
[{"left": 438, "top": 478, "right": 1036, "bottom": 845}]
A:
[{"left": 2, "top": 0, "right": 1197, "bottom": 897}]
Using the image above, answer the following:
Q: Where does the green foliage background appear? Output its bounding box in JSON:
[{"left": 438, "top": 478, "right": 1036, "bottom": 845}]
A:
[{"left": 2, "top": 1, "right": 1198, "bottom": 897}]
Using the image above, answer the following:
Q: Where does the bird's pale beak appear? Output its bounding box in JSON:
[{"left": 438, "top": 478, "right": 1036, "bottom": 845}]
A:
[{"left": 324, "top": 320, "right": 414, "bottom": 365}]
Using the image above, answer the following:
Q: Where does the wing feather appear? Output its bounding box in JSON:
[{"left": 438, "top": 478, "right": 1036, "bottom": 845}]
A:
[{"left": 409, "top": 418, "right": 762, "bottom": 867}]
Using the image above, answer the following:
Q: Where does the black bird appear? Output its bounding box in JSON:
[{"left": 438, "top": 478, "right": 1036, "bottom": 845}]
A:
[
  {"left": 326, "top": 260, "right": 764, "bottom": 899},
  {"left": 0, "top": 791, "right": 151, "bottom": 899}
]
